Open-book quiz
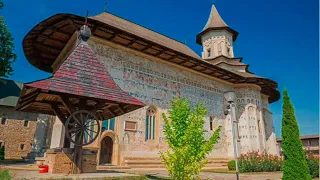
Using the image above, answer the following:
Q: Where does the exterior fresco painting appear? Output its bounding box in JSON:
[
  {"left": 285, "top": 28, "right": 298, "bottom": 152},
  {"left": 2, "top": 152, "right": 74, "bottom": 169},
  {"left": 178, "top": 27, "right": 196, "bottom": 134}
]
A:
[{"left": 89, "top": 40, "right": 231, "bottom": 156}]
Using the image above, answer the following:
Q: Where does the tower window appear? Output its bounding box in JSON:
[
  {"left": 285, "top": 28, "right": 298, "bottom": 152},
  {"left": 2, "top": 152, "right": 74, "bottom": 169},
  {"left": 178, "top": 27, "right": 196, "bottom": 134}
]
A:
[
  {"left": 19, "top": 144, "right": 25, "bottom": 150},
  {"left": 1, "top": 117, "right": 6, "bottom": 125},
  {"left": 24, "top": 120, "right": 29, "bottom": 127},
  {"left": 207, "top": 49, "right": 211, "bottom": 57}
]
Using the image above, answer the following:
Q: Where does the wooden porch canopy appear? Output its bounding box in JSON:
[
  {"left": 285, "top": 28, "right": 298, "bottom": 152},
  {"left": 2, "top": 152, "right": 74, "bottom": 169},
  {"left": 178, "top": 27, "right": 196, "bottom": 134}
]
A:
[
  {"left": 16, "top": 33, "right": 145, "bottom": 121},
  {"left": 22, "top": 12, "right": 280, "bottom": 103}
]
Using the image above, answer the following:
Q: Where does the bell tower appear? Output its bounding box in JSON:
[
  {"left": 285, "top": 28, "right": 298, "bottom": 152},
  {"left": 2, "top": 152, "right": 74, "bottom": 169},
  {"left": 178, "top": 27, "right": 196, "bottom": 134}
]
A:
[{"left": 196, "top": 4, "right": 239, "bottom": 59}]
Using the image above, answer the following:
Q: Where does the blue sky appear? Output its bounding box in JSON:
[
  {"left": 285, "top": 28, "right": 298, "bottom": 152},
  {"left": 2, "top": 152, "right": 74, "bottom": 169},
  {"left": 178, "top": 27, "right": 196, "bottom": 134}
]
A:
[{"left": 2, "top": 0, "right": 319, "bottom": 137}]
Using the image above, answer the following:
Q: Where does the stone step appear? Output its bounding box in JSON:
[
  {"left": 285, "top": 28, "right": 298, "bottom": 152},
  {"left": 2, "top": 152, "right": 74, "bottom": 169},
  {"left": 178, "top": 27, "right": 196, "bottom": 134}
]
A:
[
  {"left": 126, "top": 164, "right": 228, "bottom": 169},
  {"left": 97, "top": 165, "right": 131, "bottom": 170},
  {"left": 127, "top": 164, "right": 166, "bottom": 168},
  {"left": 125, "top": 160, "right": 162, "bottom": 164},
  {"left": 202, "top": 166, "right": 229, "bottom": 170},
  {"left": 204, "top": 163, "right": 228, "bottom": 167}
]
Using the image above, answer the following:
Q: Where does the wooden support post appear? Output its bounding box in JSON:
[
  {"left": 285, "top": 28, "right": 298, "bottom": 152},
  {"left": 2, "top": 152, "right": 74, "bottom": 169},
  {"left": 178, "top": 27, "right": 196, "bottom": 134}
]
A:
[
  {"left": 51, "top": 104, "right": 70, "bottom": 148},
  {"left": 71, "top": 137, "right": 83, "bottom": 174},
  {"left": 60, "top": 95, "right": 76, "bottom": 114}
]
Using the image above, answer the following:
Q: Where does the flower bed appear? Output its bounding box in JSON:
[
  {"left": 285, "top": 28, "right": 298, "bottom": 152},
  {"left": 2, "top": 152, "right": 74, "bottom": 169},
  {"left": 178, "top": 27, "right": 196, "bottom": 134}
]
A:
[{"left": 228, "top": 151, "right": 283, "bottom": 172}]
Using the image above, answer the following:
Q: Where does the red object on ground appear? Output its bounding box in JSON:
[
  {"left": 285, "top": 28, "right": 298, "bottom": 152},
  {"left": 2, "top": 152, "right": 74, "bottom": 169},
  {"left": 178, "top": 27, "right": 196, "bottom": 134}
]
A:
[{"left": 38, "top": 165, "right": 49, "bottom": 173}]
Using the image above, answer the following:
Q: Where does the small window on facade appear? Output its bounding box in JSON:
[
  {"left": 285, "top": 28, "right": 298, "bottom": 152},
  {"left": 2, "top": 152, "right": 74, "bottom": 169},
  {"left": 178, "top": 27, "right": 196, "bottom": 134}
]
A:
[
  {"left": 207, "top": 49, "right": 211, "bottom": 57},
  {"left": 19, "top": 144, "right": 25, "bottom": 150},
  {"left": 227, "top": 47, "right": 231, "bottom": 56},
  {"left": 101, "top": 118, "right": 115, "bottom": 133},
  {"left": 24, "top": 120, "right": 29, "bottom": 127},
  {"left": 146, "top": 107, "right": 156, "bottom": 140},
  {"left": 258, "top": 120, "right": 262, "bottom": 135},
  {"left": 210, "top": 116, "right": 214, "bottom": 131},
  {"left": 125, "top": 121, "right": 137, "bottom": 131},
  {"left": 1, "top": 117, "right": 6, "bottom": 125}
]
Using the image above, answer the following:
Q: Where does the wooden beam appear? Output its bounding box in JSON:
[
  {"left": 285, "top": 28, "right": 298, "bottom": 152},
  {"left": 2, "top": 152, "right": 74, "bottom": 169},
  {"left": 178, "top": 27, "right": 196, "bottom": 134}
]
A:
[
  {"left": 46, "top": 27, "right": 73, "bottom": 36},
  {"left": 19, "top": 89, "right": 41, "bottom": 103},
  {"left": 104, "top": 108, "right": 115, "bottom": 117},
  {"left": 126, "top": 39, "right": 136, "bottom": 47},
  {"left": 19, "top": 103, "right": 33, "bottom": 111},
  {"left": 155, "top": 49, "right": 167, "bottom": 56},
  {"left": 141, "top": 44, "right": 152, "bottom": 52},
  {"left": 60, "top": 95, "right": 76, "bottom": 114},
  {"left": 35, "top": 43, "right": 62, "bottom": 52},
  {"left": 93, "top": 100, "right": 106, "bottom": 112},
  {"left": 17, "top": 92, "right": 40, "bottom": 111},
  {"left": 67, "top": 18, "right": 77, "bottom": 31},
  {"left": 39, "top": 35, "right": 67, "bottom": 44},
  {"left": 109, "top": 33, "right": 117, "bottom": 41},
  {"left": 117, "top": 105, "right": 125, "bottom": 114},
  {"left": 51, "top": 103, "right": 67, "bottom": 124},
  {"left": 188, "top": 64, "right": 200, "bottom": 69},
  {"left": 167, "top": 55, "right": 177, "bottom": 61},
  {"left": 177, "top": 60, "right": 188, "bottom": 65},
  {"left": 79, "top": 98, "right": 87, "bottom": 110}
]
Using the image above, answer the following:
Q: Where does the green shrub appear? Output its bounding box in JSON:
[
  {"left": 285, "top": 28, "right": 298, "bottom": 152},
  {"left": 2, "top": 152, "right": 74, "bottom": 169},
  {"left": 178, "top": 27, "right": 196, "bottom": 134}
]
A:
[
  {"left": 281, "top": 90, "right": 312, "bottom": 180},
  {"left": 306, "top": 152, "right": 319, "bottom": 178},
  {"left": 0, "top": 170, "right": 11, "bottom": 180},
  {"left": 237, "top": 151, "right": 283, "bottom": 172},
  {"left": 0, "top": 146, "right": 4, "bottom": 160},
  {"left": 227, "top": 160, "right": 236, "bottom": 170},
  {"left": 160, "top": 98, "right": 221, "bottom": 180}
]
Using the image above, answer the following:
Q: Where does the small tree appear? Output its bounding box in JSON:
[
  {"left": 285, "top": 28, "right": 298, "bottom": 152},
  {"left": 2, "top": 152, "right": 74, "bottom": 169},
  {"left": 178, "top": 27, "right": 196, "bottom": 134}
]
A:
[
  {"left": 281, "top": 90, "right": 311, "bottom": 180},
  {"left": 160, "top": 98, "right": 221, "bottom": 179},
  {"left": 0, "top": 1, "right": 17, "bottom": 80}
]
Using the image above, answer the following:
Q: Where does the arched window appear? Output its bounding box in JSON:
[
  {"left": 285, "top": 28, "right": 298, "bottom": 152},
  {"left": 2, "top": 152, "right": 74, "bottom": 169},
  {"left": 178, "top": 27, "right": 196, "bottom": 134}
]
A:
[
  {"left": 146, "top": 107, "right": 156, "bottom": 140},
  {"left": 84, "top": 119, "right": 95, "bottom": 143},
  {"left": 101, "top": 118, "right": 115, "bottom": 133}
]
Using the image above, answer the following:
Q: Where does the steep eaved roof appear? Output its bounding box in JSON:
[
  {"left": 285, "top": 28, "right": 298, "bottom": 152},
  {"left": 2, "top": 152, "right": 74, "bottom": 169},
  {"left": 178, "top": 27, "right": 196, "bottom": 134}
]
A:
[
  {"left": 90, "top": 12, "right": 201, "bottom": 60},
  {"left": 0, "top": 79, "right": 23, "bottom": 107},
  {"left": 196, "top": 4, "right": 239, "bottom": 44},
  {"left": 25, "top": 41, "right": 143, "bottom": 106},
  {"left": 202, "top": 4, "right": 229, "bottom": 31},
  {"left": 16, "top": 32, "right": 144, "bottom": 118}
]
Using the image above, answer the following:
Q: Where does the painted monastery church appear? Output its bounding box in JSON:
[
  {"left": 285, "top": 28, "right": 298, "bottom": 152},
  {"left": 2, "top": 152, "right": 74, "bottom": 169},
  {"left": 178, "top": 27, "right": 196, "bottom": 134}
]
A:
[{"left": 16, "top": 4, "right": 280, "bottom": 168}]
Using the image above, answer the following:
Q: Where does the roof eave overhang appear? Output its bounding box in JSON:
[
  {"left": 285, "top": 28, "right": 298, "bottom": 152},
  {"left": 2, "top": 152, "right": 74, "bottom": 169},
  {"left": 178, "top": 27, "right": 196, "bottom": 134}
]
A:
[{"left": 22, "top": 13, "right": 279, "bottom": 103}]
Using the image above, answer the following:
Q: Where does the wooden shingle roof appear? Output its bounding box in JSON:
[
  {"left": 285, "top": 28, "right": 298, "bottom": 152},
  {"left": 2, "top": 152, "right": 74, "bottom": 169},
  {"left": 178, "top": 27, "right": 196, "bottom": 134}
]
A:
[
  {"left": 16, "top": 35, "right": 144, "bottom": 119},
  {"left": 196, "top": 4, "right": 239, "bottom": 44},
  {"left": 90, "top": 12, "right": 201, "bottom": 60},
  {"left": 22, "top": 11, "right": 280, "bottom": 103}
]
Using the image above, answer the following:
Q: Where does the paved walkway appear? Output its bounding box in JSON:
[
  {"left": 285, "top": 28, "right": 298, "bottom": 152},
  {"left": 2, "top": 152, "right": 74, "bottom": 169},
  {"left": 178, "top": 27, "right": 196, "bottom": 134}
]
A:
[
  {"left": 127, "top": 169, "right": 283, "bottom": 180},
  {"left": 8, "top": 169, "right": 139, "bottom": 180},
  {"left": 2, "top": 165, "right": 319, "bottom": 180}
]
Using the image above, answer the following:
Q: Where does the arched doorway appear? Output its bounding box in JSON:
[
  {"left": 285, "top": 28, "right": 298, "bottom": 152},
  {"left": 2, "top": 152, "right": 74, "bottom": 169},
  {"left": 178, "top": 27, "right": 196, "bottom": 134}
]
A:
[{"left": 100, "top": 136, "right": 113, "bottom": 165}]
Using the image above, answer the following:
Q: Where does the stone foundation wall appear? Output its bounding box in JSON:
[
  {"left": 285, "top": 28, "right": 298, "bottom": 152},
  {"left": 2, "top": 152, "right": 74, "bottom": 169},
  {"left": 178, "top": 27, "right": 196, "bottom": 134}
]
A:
[
  {"left": 44, "top": 148, "right": 97, "bottom": 174},
  {"left": 0, "top": 106, "right": 38, "bottom": 159}
]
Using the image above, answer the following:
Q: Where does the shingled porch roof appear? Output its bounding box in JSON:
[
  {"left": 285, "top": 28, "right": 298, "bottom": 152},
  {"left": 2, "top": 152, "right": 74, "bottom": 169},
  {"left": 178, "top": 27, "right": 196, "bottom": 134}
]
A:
[{"left": 16, "top": 32, "right": 144, "bottom": 120}]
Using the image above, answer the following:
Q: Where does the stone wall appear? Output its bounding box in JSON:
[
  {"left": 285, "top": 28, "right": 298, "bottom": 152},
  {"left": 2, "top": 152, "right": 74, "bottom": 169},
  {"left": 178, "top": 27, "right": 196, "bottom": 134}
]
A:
[
  {"left": 0, "top": 106, "right": 37, "bottom": 159},
  {"left": 0, "top": 105, "right": 54, "bottom": 159}
]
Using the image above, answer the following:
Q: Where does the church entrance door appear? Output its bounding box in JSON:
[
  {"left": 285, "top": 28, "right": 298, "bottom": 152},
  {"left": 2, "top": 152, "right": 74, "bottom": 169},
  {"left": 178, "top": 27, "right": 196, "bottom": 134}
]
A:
[{"left": 100, "top": 136, "right": 113, "bottom": 164}]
